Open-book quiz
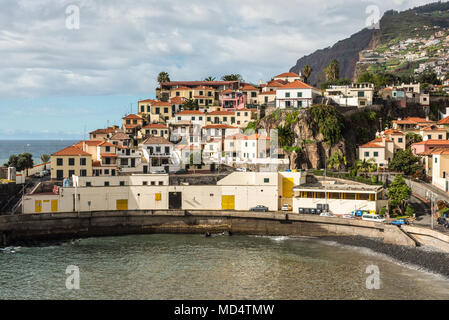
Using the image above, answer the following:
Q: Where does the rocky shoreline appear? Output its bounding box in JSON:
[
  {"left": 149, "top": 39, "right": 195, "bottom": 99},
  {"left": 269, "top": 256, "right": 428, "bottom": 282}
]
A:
[{"left": 320, "top": 235, "right": 449, "bottom": 278}]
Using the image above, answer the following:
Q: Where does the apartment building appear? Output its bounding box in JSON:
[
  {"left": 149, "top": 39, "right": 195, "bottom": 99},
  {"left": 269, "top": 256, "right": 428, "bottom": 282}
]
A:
[
  {"left": 50, "top": 146, "right": 93, "bottom": 180},
  {"left": 276, "top": 80, "right": 321, "bottom": 109}
]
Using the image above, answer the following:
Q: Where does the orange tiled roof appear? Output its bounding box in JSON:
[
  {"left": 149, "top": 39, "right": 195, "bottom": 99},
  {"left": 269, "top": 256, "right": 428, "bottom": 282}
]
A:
[
  {"left": 207, "top": 111, "right": 235, "bottom": 116},
  {"left": 143, "top": 123, "right": 168, "bottom": 129},
  {"left": 422, "top": 125, "right": 446, "bottom": 131},
  {"left": 279, "top": 80, "right": 314, "bottom": 90},
  {"left": 122, "top": 114, "right": 142, "bottom": 120},
  {"left": 100, "top": 153, "right": 117, "bottom": 158},
  {"left": 203, "top": 124, "right": 238, "bottom": 129},
  {"left": 438, "top": 116, "right": 449, "bottom": 125},
  {"left": 384, "top": 129, "right": 405, "bottom": 136},
  {"left": 152, "top": 101, "right": 171, "bottom": 107},
  {"left": 259, "top": 91, "right": 276, "bottom": 95},
  {"left": 430, "top": 147, "right": 449, "bottom": 155},
  {"left": 177, "top": 110, "right": 204, "bottom": 115},
  {"left": 74, "top": 140, "right": 103, "bottom": 148},
  {"left": 241, "top": 84, "right": 258, "bottom": 91},
  {"left": 170, "top": 96, "right": 186, "bottom": 104},
  {"left": 274, "top": 72, "right": 300, "bottom": 78},
  {"left": 138, "top": 99, "right": 156, "bottom": 103},
  {"left": 359, "top": 142, "right": 384, "bottom": 148},
  {"left": 412, "top": 140, "right": 449, "bottom": 146},
  {"left": 142, "top": 136, "right": 172, "bottom": 145},
  {"left": 52, "top": 146, "right": 91, "bottom": 157}
]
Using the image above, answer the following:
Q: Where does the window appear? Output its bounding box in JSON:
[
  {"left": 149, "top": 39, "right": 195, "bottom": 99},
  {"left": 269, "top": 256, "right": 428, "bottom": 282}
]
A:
[
  {"left": 398, "top": 138, "right": 403, "bottom": 143},
  {"left": 164, "top": 108, "right": 169, "bottom": 113},
  {"left": 199, "top": 116, "right": 203, "bottom": 120},
  {"left": 57, "top": 158, "right": 63, "bottom": 166},
  {"left": 80, "top": 170, "right": 87, "bottom": 177},
  {"left": 264, "top": 178, "right": 270, "bottom": 183},
  {"left": 435, "top": 157, "right": 438, "bottom": 163},
  {"left": 106, "top": 146, "right": 110, "bottom": 152},
  {"left": 159, "top": 181, "right": 163, "bottom": 185},
  {"left": 265, "top": 96, "right": 268, "bottom": 103},
  {"left": 358, "top": 91, "right": 365, "bottom": 97},
  {"left": 251, "top": 92, "right": 257, "bottom": 97},
  {"left": 207, "top": 117, "right": 211, "bottom": 121},
  {"left": 285, "top": 92, "right": 290, "bottom": 98},
  {"left": 80, "top": 158, "right": 86, "bottom": 166},
  {"left": 364, "top": 152, "right": 369, "bottom": 157},
  {"left": 141, "top": 106, "right": 144, "bottom": 112},
  {"left": 104, "top": 169, "right": 109, "bottom": 174},
  {"left": 439, "top": 135, "right": 443, "bottom": 140},
  {"left": 104, "top": 181, "right": 109, "bottom": 186},
  {"left": 231, "top": 117, "right": 235, "bottom": 123},
  {"left": 68, "top": 158, "right": 75, "bottom": 166},
  {"left": 68, "top": 170, "right": 75, "bottom": 177},
  {"left": 374, "top": 152, "right": 379, "bottom": 157},
  {"left": 297, "top": 92, "right": 302, "bottom": 97},
  {"left": 428, "top": 135, "right": 431, "bottom": 139},
  {"left": 143, "top": 181, "right": 148, "bottom": 186},
  {"left": 151, "top": 181, "right": 156, "bottom": 186},
  {"left": 86, "top": 182, "right": 91, "bottom": 187},
  {"left": 298, "top": 101, "right": 302, "bottom": 107},
  {"left": 176, "top": 91, "right": 180, "bottom": 96},
  {"left": 178, "top": 117, "right": 181, "bottom": 121},
  {"left": 120, "top": 181, "right": 125, "bottom": 186}
]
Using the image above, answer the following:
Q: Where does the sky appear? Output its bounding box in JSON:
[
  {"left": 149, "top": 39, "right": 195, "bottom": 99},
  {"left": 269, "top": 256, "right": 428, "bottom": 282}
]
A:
[{"left": 0, "top": 0, "right": 439, "bottom": 139}]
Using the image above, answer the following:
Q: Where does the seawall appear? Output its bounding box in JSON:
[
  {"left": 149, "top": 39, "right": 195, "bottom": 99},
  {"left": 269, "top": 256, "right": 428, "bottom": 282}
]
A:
[{"left": 0, "top": 210, "right": 447, "bottom": 251}]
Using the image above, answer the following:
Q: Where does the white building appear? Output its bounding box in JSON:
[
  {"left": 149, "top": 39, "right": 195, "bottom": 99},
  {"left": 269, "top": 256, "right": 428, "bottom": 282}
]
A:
[
  {"left": 276, "top": 80, "right": 321, "bottom": 109},
  {"left": 141, "top": 136, "right": 179, "bottom": 173}
]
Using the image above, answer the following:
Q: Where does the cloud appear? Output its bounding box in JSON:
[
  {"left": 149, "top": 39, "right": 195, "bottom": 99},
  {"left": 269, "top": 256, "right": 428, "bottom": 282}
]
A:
[{"left": 0, "top": 0, "right": 438, "bottom": 100}]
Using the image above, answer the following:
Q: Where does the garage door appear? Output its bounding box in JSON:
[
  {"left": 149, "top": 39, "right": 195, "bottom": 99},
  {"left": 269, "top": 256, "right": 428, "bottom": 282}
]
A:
[
  {"left": 222, "top": 195, "right": 235, "bottom": 210},
  {"left": 51, "top": 200, "right": 58, "bottom": 212},
  {"left": 282, "top": 178, "right": 294, "bottom": 198},
  {"left": 116, "top": 199, "right": 128, "bottom": 211},
  {"left": 35, "top": 200, "right": 42, "bottom": 213}
]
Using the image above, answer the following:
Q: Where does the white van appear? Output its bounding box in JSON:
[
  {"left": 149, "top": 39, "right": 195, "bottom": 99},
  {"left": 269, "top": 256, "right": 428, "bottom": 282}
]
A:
[{"left": 362, "top": 214, "right": 385, "bottom": 223}]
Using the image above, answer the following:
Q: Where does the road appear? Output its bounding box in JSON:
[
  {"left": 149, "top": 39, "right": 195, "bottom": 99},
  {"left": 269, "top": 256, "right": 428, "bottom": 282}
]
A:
[{"left": 409, "top": 195, "right": 449, "bottom": 233}]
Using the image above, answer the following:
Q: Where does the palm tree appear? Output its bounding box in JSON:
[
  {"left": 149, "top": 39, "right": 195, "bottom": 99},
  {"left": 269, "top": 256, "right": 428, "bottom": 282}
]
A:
[
  {"left": 204, "top": 76, "right": 216, "bottom": 81},
  {"left": 323, "top": 59, "right": 340, "bottom": 82},
  {"left": 157, "top": 72, "right": 170, "bottom": 86},
  {"left": 40, "top": 154, "right": 50, "bottom": 164},
  {"left": 221, "top": 74, "right": 243, "bottom": 81},
  {"left": 302, "top": 65, "right": 312, "bottom": 84},
  {"left": 327, "top": 151, "right": 347, "bottom": 171}
]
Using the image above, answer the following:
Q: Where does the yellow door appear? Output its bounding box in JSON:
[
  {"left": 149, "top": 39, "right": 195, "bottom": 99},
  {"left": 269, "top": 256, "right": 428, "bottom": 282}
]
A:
[
  {"left": 116, "top": 199, "right": 128, "bottom": 211},
  {"left": 222, "top": 195, "right": 235, "bottom": 210},
  {"left": 35, "top": 200, "right": 42, "bottom": 213},
  {"left": 51, "top": 200, "right": 58, "bottom": 212},
  {"left": 282, "top": 178, "right": 294, "bottom": 198},
  {"left": 155, "top": 193, "right": 161, "bottom": 201}
]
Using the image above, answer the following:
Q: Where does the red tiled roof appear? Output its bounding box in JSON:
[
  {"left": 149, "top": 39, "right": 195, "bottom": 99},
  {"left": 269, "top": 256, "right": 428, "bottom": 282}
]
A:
[
  {"left": 430, "top": 147, "right": 449, "bottom": 155},
  {"left": 422, "top": 125, "right": 446, "bottom": 131},
  {"left": 438, "top": 116, "right": 449, "bottom": 125},
  {"left": 138, "top": 99, "right": 156, "bottom": 103},
  {"left": 241, "top": 84, "right": 258, "bottom": 91},
  {"left": 170, "top": 96, "right": 186, "bottom": 104},
  {"left": 173, "top": 86, "right": 191, "bottom": 90},
  {"left": 122, "top": 114, "right": 142, "bottom": 120},
  {"left": 274, "top": 72, "right": 300, "bottom": 78},
  {"left": 177, "top": 110, "right": 204, "bottom": 115},
  {"left": 359, "top": 142, "right": 384, "bottom": 148},
  {"left": 203, "top": 124, "right": 238, "bottom": 129},
  {"left": 100, "top": 153, "right": 117, "bottom": 158},
  {"left": 259, "top": 91, "right": 276, "bottom": 95},
  {"left": 152, "top": 101, "right": 171, "bottom": 107},
  {"left": 207, "top": 111, "right": 235, "bottom": 115},
  {"left": 142, "top": 136, "right": 172, "bottom": 145},
  {"left": 143, "top": 123, "right": 168, "bottom": 129},
  {"left": 279, "top": 80, "right": 314, "bottom": 90},
  {"left": 412, "top": 140, "right": 449, "bottom": 146},
  {"left": 161, "top": 81, "right": 238, "bottom": 87},
  {"left": 266, "top": 80, "right": 286, "bottom": 87},
  {"left": 384, "top": 129, "right": 405, "bottom": 136},
  {"left": 99, "top": 141, "right": 115, "bottom": 147},
  {"left": 52, "top": 146, "right": 91, "bottom": 157}
]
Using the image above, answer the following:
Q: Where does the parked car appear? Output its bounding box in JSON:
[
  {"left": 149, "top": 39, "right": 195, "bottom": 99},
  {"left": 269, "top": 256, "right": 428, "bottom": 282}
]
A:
[
  {"left": 342, "top": 214, "right": 353, "bottom": 219},
  {"left": 174, "top": 169, "right": 188, "bottom": 174},
  {"left": 391, "top": 218, "right": 409, "bottom": 226},
  {"left": 250, "top": 205, "right": 269, "bottom": 212},
  {"left": 362, "top": 214, "right": 385, "bottom": 223},
  {"left": 42, "top": 170, "right": 48, "bottom": 176},
  {"left": 320, "top": 211, "right": 336, "bottom": 217},
  {"left": 236, "top": 167, "right": 247, "bottom": 172},
  {"left": 34, "top": 172, "right": 44, "bottom": 178},
  {"left": 281, "top": 204, "right": 292, "bottom": 211}
]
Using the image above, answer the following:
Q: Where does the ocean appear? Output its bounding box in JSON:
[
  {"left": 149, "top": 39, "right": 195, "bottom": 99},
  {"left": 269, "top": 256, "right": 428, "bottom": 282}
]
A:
[
  {"left": 1, "top": 234, "right": 449, "bottom": 300},
  {"left": 0, "top": 140, "right": 78, "bottom": 166}
]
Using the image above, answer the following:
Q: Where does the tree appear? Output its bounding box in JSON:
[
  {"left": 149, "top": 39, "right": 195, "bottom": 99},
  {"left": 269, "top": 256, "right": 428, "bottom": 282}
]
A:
[
  {"left": 221, "top": 74, "right": 243, "bottom": 81},
  {"left": 386, "top": 175, "right": 411, "bottom": 215},
  {"left": 40, "top": 154, "right": 50, "bottom": 163},
  {"left": 416, "top": 69, "right": 441, "bottom": 85},
  {"left": 277, "top": 125, "right": 295, "bottom": 151},
  {"left": 323, "top": 59, "right": 340, "bottom": 82},
  {"left": 5, "top": 153, "right": 34, "bottom": 172},
  {"left": 182, "top": 98, "right": 199, "bottom": 110},
  {"left": 302, "top": 65, "right": 312, "bottom": 84},
  {"left": 406, "top": 132, "right": 423, "bottom": 149},
  {"left": 388, "top": 149, "right": 421, "bottom": 175},
  {"left": 204, "top": 76, "right": 216, "bottom": 81},
  {"left": 157, "top": 72, "right": 170, "bottom": 86},
  {"left": 327, "top": 151, "right": 347, "bottom": 171}
]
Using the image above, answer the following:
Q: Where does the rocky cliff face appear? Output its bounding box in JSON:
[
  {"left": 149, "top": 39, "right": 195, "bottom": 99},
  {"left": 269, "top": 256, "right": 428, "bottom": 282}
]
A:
[
  {"left": 258, "top": 102, "right": 431, "bottom": 170},
  {"left": 289, "top": 28, "right": 375, "bottom": 86}
]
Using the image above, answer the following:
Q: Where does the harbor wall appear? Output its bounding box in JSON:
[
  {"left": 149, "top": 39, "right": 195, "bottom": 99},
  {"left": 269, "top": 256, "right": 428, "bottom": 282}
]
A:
[{"left": 0, "top": 210, "right": 388, "bottom": 247}]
